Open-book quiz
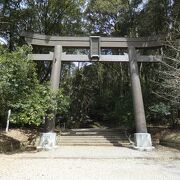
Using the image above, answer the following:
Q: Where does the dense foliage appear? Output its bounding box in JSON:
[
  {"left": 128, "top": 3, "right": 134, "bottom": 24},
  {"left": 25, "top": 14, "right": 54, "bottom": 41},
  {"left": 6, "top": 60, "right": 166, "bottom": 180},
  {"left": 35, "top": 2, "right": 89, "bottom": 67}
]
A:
[
  {"left": 0, "top": 0, "right": 179, "bottom": 128},
  {"left": 0, "top": 46, "right": 69, "bottom": 126}
]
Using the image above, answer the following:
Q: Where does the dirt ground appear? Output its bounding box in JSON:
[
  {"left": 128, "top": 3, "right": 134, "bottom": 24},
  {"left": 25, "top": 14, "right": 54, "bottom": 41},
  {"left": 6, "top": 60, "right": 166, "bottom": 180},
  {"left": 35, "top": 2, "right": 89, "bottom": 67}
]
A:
[
  {"left": 0, "top": 128, "right": 38, "bottom": 142},
  {"left": 0, "top": 128, "right": 179, "bottom": 180},
  {"left": 0, "top": 146, "right": 180, "bottom": 180},
  {"left": 0, "top": 128, "right": 39, "bottom": 152}
]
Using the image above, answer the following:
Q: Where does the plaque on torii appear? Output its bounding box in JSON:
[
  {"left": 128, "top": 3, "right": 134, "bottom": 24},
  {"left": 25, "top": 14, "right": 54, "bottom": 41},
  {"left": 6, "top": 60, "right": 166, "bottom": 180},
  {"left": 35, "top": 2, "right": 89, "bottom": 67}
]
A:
[{"left": 22, "top": 32, "right": 163, "bottom": 151}]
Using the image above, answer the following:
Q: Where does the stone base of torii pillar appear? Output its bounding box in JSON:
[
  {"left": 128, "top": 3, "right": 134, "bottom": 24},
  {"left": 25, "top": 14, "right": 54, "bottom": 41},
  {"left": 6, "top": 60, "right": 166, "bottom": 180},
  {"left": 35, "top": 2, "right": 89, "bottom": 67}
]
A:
[
  {"left": 133, "top": 133, "right": 154, "bottom": 151},
  {"left": 37, "top": 132, "right": 57, "bottom": 150}
]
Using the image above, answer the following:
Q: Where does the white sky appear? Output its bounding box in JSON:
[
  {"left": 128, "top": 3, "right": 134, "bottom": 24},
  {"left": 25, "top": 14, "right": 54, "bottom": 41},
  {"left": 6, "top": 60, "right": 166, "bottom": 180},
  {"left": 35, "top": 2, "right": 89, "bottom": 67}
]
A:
[{"left": 0, "top": 37, "right": 7, "bottom": 45}]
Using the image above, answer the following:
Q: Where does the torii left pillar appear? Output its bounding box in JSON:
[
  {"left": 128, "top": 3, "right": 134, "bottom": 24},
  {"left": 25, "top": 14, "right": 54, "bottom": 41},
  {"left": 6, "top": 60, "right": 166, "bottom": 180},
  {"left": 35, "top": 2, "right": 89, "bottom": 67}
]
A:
[{"left": 38, "top": 45, "right": 62, "bottom": 150}]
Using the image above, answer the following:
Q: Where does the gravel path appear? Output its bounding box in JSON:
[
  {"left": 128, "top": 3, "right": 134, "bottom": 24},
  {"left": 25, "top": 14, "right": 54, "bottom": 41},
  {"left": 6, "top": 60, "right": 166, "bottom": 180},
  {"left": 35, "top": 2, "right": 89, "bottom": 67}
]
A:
[{"left": 0, "top": 146, "right": 180, "bottom": 180}]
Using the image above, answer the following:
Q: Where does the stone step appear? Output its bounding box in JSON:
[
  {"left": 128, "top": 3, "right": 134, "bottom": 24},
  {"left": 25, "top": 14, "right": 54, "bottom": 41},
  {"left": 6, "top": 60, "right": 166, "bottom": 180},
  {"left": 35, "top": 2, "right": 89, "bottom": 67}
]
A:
[
  {"left": 58, "top": 128, "right": 128, "bottom": 147},
  {"left": 63, "top": 128, "right": 125, "bottom": 132},
  {"left": 59, "top": 138, "right": 128, "bottom": 142},
  {"left": 58, "top": 139, "right": 128, "bottom": 141},
  {"left": 59, "top": 135, "right": 127, "bottom": 139},
  {"left": 60, "top": 128, "right": 126, "bottom": 136},
  {"left": 58, "top": 142, "right": 130, "bottom": 146},
  {"left": 61, "top": 132, "right": 125, "bottom": 136},
  {"left": 59, "top": 141, "right": 129, "bottom": 144},
  {"left": 58, "top": 137, "right": 129, "bottom": 146}
]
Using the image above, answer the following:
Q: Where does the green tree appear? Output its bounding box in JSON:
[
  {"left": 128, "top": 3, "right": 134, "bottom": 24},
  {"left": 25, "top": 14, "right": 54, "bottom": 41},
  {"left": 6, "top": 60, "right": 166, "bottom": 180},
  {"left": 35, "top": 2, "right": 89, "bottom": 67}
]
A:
[
  {"left": 153, "top": 22, "right": 180, "bottom": 126},
  {"left": 0, "top": 45, "right": 37, "bottom": 125},
  {"left": 0, "top": 45, "right": 69, "bottom": 126},
  {"left": 85, "top": 0, "right": 142, "bottom": 36},
  {"left": 0, "top": 0, "right": 85, "bottom": 50}
]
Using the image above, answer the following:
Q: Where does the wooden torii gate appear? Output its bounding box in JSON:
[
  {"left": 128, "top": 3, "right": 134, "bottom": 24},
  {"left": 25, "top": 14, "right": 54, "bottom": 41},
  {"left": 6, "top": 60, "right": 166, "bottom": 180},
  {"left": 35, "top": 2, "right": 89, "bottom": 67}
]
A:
[{"left": 22, "top": 32, "right": 162, "bottom": 150}]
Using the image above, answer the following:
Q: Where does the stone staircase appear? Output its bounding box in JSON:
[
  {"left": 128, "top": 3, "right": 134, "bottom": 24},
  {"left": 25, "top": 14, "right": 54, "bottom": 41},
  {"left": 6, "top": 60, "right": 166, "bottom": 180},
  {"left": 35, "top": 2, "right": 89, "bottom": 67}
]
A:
[{"left": 57, "top": 128, "right": 130, "bottom": 147}]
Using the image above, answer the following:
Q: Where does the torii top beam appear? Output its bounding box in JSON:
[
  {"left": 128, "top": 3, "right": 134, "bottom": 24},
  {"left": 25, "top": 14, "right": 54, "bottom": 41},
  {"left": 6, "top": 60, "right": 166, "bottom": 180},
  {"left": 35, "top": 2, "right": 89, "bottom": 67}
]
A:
[{"left": 22, "top": 32, "right": 162, "bottom": 48}]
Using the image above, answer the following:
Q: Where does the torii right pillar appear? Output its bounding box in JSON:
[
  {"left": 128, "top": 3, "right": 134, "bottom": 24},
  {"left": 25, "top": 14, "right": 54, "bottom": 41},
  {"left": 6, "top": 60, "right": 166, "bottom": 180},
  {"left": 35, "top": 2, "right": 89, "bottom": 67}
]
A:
[{"left": 128, "top": 46, "right": 154, "bottom": 151}]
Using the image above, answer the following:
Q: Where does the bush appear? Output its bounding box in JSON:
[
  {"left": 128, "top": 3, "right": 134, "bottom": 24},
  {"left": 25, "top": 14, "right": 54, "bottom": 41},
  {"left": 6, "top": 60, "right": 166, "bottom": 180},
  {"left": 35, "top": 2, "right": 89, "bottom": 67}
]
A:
[
  {"left": 0, "top": 45, "right": 70, "bottom": 127},
  {"left": 148, "top": 102, "right": 171, "bottom": 124},
  {"left": 11, "top": 85, "right": 70, "bottom": 126},
  {"left": 0, "top": 45, "right": 36, "bottom": 125}
]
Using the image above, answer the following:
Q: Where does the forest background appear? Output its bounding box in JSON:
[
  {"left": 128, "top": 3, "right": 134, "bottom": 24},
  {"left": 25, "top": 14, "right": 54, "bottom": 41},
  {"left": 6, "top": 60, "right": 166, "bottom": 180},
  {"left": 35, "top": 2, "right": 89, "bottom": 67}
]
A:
[{"left": 0, "top": 0, "right": 179, "bottom": 129}]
